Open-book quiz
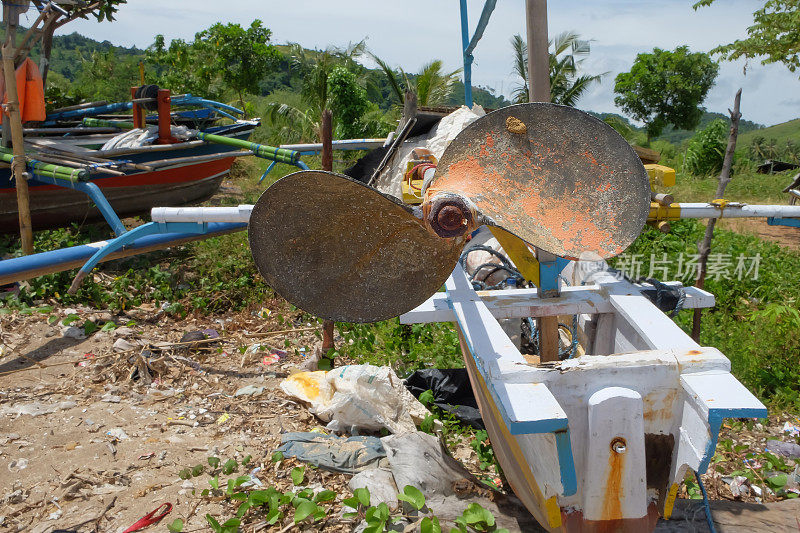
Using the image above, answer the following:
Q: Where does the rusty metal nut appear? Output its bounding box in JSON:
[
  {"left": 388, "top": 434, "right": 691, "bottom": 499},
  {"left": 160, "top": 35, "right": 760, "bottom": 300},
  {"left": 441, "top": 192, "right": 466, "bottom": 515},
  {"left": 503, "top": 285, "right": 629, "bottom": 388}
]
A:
[
  {"left": 427, "top": 196, "right": 473, "bottom": 238},
  {"left": 611, "top": 437, "right": 627, "bottom": 454}
]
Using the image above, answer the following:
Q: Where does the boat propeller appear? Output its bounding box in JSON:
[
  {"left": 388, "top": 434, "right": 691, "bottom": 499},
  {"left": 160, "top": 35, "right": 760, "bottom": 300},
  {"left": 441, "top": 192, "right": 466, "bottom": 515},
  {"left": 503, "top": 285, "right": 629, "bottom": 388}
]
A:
[{"left": 248, "top": 103, "right": 651, "bottom": 323}]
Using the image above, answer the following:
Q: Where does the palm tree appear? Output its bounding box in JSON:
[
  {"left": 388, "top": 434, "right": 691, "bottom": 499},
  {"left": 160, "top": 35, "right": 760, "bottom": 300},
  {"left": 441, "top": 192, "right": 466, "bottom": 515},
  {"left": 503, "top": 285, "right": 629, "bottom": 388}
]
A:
[
  {"left": 266, "top": 41, "right": 367, "bottom": 142},
  {"left": 510, "top": 34, "right": 528, "bottom": 103},
  {"left": 510, "top": 31, "right": 605, "bottom": 107},
  {"left": 370, "top": 53, "right": 462, "bottom": 107}
]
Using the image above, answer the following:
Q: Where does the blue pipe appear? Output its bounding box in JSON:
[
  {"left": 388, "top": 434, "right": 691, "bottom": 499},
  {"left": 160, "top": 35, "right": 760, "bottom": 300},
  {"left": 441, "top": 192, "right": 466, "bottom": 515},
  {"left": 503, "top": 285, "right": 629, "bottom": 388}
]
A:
[
  {"left": 0, "top": 222, "right": 246, "bottom": 287},
  {"left": 465, "top": 0, "right": 497, "bottom": 56},
  {"left": 44, "top": 95, "right": 244, "bottom": 123},
  {"left": 459, "top": 0, "right": 473, "bottom": 108}
]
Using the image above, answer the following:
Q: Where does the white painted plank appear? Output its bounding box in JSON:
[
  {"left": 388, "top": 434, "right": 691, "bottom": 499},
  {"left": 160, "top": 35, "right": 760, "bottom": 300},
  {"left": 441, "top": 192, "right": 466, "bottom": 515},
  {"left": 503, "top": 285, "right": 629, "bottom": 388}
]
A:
[
  {"left": 681, "top": 372, "right": 767, "bottom": 419},
  {"left": 401, "top": 283, "right": 715, "bottom": 324},
  {"left": 492, "top": 382, "right": 568, "bottom": 434},
  {"left": 610, "top": 294, "right": 699, "bottom": 350},
  {"left": 583, "top": 387, "right": 647, "bottom": 520}
]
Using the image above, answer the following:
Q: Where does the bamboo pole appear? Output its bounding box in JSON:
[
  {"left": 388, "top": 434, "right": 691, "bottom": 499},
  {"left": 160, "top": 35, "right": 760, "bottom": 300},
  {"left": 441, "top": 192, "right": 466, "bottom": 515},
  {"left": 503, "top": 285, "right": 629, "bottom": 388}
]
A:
[
  {"left": 320, "top": 108, "right": 335, "bottom": 366},
  {"left": 2, "top": 4, "right": 33, "bottom": 254},
  {"left": 691, "top": 89, "right": 742, "bottom": 341}
]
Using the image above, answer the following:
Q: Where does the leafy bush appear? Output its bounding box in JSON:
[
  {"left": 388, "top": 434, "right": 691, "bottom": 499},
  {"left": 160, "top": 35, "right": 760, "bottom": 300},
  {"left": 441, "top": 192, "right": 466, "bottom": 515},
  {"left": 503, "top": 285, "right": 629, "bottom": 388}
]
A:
[{"left": 684, "top": 119, "right": 728, "bottom": 176}]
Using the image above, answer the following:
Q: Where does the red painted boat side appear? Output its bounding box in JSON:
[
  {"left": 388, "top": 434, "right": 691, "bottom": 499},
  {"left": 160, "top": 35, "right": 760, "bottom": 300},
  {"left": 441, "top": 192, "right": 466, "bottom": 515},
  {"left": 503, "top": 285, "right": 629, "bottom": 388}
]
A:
[{"left": 1, "top": 158, "right": 236, "bottom": 233}]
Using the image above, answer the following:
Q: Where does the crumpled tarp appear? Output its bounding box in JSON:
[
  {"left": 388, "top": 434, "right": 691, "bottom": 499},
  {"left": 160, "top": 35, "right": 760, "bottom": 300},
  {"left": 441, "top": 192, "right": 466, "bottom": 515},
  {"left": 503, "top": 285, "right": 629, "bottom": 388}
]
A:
[
  {"left": 405, "top": 368, "right": 484, "bottom": 429},
  {"left": 277, "top": 432, "right": 385, "bottom": 473}
]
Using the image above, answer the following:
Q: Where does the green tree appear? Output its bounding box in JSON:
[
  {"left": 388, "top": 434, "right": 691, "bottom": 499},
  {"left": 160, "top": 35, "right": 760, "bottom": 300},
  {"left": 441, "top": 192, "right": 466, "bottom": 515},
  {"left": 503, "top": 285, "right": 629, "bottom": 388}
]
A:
[
  {"left": 613, "top": 46, "right": 719, "bottom": 143},
  {"left": 266, "top": 42, "right": 376, "bottom": 142},
  {"left": 146, "top": 35, "right": 220, "bottom": 99},
  {"left": 73, "top": 49, "right": 140, "bottom": 102},
  {"left": 370, "top": 55, "right": 462, "bottom": 107},
  {"left": 147, "top": 20, "right": 280, "bottom": 111},
  {"left": 328, "top": 65, "right": 370, "bottom": 139},
  {"left": 510, "top": 31, "right": 605, "bottom": 106},
  {"left": 195, "top": 20, "right": 281, "bottom": 111},
  {"left": 694, "top": 0, "right": 800, "bottom": 75}
]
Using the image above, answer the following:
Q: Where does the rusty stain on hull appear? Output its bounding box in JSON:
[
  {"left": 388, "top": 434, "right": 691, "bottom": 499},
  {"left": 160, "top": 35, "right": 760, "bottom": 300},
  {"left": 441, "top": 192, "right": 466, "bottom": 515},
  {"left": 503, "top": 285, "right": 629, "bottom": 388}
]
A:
[{"left": 603, "top": 438, "right": 625, "bottom": 521}]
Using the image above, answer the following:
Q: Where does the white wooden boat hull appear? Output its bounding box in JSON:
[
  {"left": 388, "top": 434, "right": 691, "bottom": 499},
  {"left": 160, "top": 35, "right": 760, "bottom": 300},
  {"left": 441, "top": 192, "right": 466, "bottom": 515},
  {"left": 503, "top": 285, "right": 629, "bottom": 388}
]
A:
[{"left": 402, "top": 262, "right": 767, "bottom": 532}]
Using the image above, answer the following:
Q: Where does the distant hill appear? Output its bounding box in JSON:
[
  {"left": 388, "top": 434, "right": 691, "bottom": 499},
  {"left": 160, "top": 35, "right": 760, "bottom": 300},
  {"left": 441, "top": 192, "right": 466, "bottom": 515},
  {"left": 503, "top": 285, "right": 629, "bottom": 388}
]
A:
[
  {"left": 0, "top": 25, "right": 143, "bottom": 81},
  {"left": 738, "top": 118, "right": 800, "bottom": 148},
  {"left": 656, "top": 110, "right": 763, "bottom": 144},
  {"left": 584, "top": 110, "right": 769, "bottom": 146}
]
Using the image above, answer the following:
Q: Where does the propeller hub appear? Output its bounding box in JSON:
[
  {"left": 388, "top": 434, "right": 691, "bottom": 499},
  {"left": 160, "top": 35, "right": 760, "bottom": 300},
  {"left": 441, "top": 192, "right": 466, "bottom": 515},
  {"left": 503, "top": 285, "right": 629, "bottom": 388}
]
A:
[{"left": 427, "top": 196, "right": 473, "bottom": 238}]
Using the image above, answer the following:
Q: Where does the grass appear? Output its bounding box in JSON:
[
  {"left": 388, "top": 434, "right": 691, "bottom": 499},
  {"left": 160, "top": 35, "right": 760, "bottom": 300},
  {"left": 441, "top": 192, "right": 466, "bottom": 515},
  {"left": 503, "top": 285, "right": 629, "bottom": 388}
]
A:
[
  {"left": 612, "top": 220, "right": 800, "bottom": 409},
  {"left": 739, "top": 118, "right": 800, "bottom": 147},
  {"left": 658, "top": 167, "right": 795, "bottom": 204}
]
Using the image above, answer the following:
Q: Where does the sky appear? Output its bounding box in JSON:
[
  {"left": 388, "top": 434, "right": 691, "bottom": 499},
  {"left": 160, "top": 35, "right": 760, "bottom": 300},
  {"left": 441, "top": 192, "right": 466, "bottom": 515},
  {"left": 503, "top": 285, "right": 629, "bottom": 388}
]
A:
[{"left": 40, "top": 0, "right": 800, "bottom": 127}]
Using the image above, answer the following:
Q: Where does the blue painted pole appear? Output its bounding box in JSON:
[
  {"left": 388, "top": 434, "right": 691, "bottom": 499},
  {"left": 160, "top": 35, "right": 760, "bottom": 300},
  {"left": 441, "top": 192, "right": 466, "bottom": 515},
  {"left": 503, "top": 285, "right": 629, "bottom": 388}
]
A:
[
  {"left": 0, "top": 222, "right": 247, "bottom": 287},
  {"left": 459, "top": 0, "right": 473, "bottom": 108}
]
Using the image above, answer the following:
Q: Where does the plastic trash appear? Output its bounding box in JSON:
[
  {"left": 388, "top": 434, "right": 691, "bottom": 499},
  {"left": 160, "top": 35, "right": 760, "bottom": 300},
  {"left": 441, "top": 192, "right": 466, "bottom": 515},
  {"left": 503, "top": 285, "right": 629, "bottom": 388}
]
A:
[
  {"left": 1, "top": 400, "right": 76, "bottom": 417},
  {"left": 234, "top": 384, "right": 265, "bottom": 397},
  {"left": 281, "top": 365, "right": 430, "bottom": 434},
  {"left": 405, "top": 369, "right": 484, "bottom": 429},
  {"left": 765, "top": 439, "right": 800, "bottom": 459},
  {"left": 348, "top": 468, "right": 398, "bottom": 508},
  {"left": 278, "top": 432, "right": 386, "bottom": 473},
  {"left": 106, "top": 428, "right": 129, "bottom": 441},
  {"left": 179, "top": 329, "right": 219, "bottom": 343},
  {"left": 783, "top": 421, "right": 800, "bottom": 436}
]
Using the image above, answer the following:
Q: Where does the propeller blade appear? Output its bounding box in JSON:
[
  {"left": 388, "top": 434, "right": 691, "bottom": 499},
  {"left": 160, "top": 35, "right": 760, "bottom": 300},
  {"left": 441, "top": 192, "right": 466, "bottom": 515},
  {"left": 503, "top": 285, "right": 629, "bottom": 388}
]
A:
[
  {"left": 428, "top": 103, "right": 650, "bottom": 259},
  {"left": 248, "top": 171, "right": 466, "bottom": 323}
]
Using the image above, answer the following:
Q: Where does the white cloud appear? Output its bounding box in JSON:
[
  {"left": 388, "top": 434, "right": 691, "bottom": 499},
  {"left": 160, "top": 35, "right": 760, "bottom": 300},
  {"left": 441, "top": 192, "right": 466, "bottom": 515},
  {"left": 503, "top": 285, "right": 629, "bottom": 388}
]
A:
[{"left": 47, "top": 0, "right": 799, "bottom": 126}]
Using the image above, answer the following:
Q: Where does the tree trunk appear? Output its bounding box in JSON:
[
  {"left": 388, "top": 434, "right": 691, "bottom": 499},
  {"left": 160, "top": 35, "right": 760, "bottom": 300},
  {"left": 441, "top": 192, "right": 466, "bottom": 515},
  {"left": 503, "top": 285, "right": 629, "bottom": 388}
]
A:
[
  {"left": 39, "top": 17, "right": 56, "bottom": 86},
  {"left": 691, "top": 88, "right": 742, "bottom": 341}
]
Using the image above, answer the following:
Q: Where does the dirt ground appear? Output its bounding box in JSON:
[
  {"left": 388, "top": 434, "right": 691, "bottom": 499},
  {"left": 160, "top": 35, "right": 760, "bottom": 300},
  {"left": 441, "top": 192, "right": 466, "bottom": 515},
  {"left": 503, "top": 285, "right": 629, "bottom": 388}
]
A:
[
  {"left": 717, "top": 217, "right": 800, "bottom": 250},
  {"left": 0, "top": 304, "right": 519, "bottom": 532},
  {"left": 2, "top": 303, "right": 800, "bottom": 532}
]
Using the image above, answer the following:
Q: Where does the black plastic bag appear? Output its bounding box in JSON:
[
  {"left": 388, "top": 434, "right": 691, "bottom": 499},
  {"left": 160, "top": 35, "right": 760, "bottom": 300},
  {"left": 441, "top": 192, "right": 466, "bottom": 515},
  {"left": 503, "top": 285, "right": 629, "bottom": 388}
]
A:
[{"left": 405, "top": 369, "right": 484, "bottom": 429}]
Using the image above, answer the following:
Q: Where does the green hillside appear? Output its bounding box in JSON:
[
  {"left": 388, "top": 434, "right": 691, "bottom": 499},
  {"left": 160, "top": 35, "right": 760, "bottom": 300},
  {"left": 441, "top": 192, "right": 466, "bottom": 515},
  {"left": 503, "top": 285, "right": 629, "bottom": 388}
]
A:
[{"left": 739, "top": 118, "right": 800, "bottom": 147}]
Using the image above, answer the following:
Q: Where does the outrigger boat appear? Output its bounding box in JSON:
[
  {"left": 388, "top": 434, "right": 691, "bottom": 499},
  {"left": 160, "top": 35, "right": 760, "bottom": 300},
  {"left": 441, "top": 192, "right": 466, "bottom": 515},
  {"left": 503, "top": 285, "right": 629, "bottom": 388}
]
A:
[{"left": 0, "top": 91, "right": 268, "bottom": 233}]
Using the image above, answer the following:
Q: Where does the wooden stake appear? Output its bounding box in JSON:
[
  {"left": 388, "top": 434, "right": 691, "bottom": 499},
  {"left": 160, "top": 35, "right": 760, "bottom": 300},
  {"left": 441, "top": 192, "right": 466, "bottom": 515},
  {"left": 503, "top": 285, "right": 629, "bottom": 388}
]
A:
[
  {"left": 320, "top": 108, "right": 335, "bottom": 359},
  {"left": 691, "top": 88, "right": 742, "bottom": 341},
  {"left": 2, "top": 5, "right": 33, "bottom": 254},
  {"left": 526, "top": 0, "right": 550, "bottom": 103},
  {"left": 525, "top": 0, "right": 559, "bottom": 362}
]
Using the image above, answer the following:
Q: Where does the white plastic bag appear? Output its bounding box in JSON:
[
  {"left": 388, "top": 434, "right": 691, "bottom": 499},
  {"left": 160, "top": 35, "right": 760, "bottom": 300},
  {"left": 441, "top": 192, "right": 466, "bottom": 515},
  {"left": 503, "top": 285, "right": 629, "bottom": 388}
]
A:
[{"left": 280, "top": 365, "right": 430, "bottom": 434}]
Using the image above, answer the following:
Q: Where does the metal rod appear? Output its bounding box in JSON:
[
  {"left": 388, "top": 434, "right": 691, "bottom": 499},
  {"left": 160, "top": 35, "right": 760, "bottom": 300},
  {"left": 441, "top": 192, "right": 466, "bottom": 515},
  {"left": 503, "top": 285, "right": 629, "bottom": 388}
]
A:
[
  {"left": 279, "top": 138, "right": 387, "bottom": 153},
  {"left": 666, "top": 203, "right": 800, "bottom": 219}
]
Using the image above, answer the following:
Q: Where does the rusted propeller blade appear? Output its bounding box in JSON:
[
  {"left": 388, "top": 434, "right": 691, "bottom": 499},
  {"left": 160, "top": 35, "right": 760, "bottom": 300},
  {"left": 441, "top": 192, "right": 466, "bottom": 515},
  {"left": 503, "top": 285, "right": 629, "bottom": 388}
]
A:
[
  {"left": 428, "top": 103, "right": 650, "bottom": 259},
  {"left": 248, "top": 171, "right": 466, "bottom": 323}
]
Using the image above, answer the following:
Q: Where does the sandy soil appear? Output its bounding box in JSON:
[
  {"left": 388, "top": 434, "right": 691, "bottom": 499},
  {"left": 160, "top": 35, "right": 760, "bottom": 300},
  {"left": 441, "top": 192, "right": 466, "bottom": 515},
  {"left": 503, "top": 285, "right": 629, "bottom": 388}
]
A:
[{"left": 2, "top": 303, "right": 799, "bottom": 532}]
